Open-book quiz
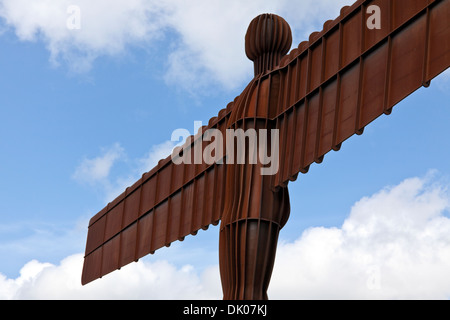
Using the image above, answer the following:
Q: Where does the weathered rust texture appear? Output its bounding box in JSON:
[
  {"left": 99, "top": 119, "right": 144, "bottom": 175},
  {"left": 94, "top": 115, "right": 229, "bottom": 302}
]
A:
[
  {"left": 82, "top": 111, "right": 230, "bottom": 285},
  {"left": 271, "top": 0, "right": 450, "bottom": 188},
  {"left": 219, "top": 14, "right": 292, "bottom": 299},
  {"left": 82, "top": 0, "right": 450, "bottom": 299}
]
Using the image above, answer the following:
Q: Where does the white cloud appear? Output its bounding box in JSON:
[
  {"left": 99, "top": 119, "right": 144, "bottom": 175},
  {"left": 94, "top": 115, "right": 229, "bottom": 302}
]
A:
[
  {"left": 270, "top": 175, "right": 450, "bottom": 299},
  {"left": 72, "top": 142, "right": 124, "bottom": 185},
  {"left": 72, "top": 140, "right": 176, "bottom": 203},
  {"left": 0, "top": 216, "right": 90, "bottom": 281},
  {"left": 2, "top": 174, "right": 450, "bottom": 299},
  {"left": 139, "top": 140, "right": 177, "bottom": 172},
  {"left": 140, "top": 0, "right": 354, "bottom": 91},
  {"left": 102, "top": 140, "right": 177, "bottom": 202},
  {"left": 0, "top": 0, "right": 353, "bottom": 90},
  {"left": 0, "top": 0, "right": 165, "bottom": 72},
  {"left": 0, "top": 254, "right": 221, "bottom": 299}
]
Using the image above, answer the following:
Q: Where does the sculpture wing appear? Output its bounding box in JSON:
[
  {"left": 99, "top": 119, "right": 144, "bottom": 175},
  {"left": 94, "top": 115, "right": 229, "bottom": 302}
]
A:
[
  {"left": 271, "top": 0, "right": 450, "bottom": 188},
  {"left": 81, "top": 104, "right": 233, "bottom": 285}
]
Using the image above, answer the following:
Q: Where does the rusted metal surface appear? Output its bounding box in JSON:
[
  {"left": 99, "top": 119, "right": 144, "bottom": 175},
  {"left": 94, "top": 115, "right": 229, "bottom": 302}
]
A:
[
  {"left": 82, "top": 110, "right": 230, "bottom": 285},
  {"left": 271, "top": 0, "right": 450, "bottom": 188},
  {"left": 219, "top": 15, "right": 293, "bottom": 298},
  {"left": 82, "top": 0, "right": 450, "bottom": 298}
]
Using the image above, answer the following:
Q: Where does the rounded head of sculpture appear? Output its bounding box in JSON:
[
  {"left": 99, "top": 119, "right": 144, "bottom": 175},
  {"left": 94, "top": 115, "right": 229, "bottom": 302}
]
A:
[{"left": 245, "top": 13, "right": 292, "bottom": 76}]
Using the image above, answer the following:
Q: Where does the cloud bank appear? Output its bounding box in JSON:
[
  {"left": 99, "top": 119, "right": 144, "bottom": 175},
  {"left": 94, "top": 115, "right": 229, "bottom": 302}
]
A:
[
  {"left": 0, "top": 0, "right": 353, "bottom": 91},
  {"left": 270, "top": 174, "right": 450, "bottom": 299},
  {"left": 2, "top": 174, "right": 450, "bottom": 299}
]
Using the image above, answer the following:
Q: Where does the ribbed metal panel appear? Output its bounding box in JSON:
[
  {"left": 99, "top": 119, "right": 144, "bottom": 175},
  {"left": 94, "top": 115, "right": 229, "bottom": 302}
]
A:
[
  {"left": 81, "top": 109, "right": 230, "bottom": 285},
  {"left": 272, "top": 0, "right": 449, "bottom": 187}
]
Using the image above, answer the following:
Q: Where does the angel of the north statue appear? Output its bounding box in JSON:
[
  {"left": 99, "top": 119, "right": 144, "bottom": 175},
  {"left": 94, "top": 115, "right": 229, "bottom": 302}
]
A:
[{"left": 82, "top": 0, "right": 449, "bottom": 300}]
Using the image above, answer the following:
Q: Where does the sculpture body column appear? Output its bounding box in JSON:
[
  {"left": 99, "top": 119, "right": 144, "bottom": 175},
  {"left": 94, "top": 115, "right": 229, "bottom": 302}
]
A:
[{"left": 219, "top": 14, "right": 292, "bottom": 300}]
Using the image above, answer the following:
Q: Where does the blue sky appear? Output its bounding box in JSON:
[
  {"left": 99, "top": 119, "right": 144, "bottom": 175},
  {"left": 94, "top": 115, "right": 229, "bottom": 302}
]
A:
[{"left": 0, "top": 0, "right": 449, "bottom": 299}]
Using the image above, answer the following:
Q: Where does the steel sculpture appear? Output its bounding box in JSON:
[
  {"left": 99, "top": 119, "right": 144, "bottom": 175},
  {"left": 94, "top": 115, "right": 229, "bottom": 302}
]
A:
[{"left": 82, "top": 0, "right": 450, "bottom": 300}]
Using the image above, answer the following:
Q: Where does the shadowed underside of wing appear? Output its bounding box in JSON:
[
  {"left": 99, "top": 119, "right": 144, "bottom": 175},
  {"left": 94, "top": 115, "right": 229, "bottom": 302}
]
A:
[
  {"left": 271, "top": 0, "right": 450, "bottom": 188},
  {"left": 81, "top": 103, "right": 233, "bottom": 285}
]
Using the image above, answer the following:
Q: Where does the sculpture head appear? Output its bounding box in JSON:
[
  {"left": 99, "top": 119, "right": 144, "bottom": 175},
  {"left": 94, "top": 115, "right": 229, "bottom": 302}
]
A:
[{"left": 245, "top": 13, "right": 292, "bottom": 76}]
